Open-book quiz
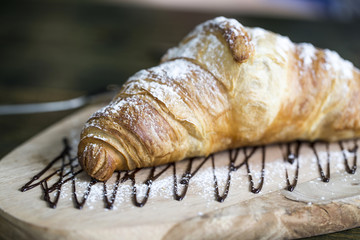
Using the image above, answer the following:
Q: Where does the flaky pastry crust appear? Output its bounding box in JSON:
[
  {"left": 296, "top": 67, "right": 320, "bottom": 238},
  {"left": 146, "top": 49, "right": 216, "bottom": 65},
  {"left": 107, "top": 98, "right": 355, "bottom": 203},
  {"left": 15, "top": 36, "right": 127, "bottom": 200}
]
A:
[{"left": 78, "top": 17, "right": 360, "bottom": 181}]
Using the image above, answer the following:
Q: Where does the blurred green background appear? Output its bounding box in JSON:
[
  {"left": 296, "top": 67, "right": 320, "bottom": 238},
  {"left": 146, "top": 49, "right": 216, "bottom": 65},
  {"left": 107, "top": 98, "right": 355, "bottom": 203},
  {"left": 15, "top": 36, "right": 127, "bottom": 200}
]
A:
[{"left": 0, "top": 0, "right": 360, "bottom": 238}]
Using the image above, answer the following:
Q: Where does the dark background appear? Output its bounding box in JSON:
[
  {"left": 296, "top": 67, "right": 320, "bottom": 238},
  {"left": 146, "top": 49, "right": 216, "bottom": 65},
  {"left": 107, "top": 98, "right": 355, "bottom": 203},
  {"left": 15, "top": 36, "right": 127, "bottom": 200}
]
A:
[{"left": 1, "top": 0, "right": 360, "bottom": 238}]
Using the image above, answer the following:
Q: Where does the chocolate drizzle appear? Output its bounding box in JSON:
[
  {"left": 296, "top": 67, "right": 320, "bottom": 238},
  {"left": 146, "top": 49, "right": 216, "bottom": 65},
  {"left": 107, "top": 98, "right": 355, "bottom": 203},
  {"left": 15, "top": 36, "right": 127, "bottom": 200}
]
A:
[
  {"left": 311, "top": 142, "right": 330, "bottom": 183},
  {"left": 339, "top": 140, "right": 358, "bottom": 174},
  {"left": 21, "top": 138, "right": 84, "bottom": 208},
  {"left": 245, "top": 146, "right": 265, "bottom": 194},
  {"left": 281, "top": 141, "right": 301, "bottom": 191},
  {"left": 20, "top": 138, "right": 359, "bottom": 209}
]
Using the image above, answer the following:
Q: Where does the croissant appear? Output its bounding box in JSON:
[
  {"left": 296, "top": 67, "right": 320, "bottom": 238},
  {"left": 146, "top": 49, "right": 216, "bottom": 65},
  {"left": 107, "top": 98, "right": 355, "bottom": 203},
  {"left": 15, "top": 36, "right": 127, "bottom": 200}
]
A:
[{"left": 78, "top": 17, "right": 360, "bottom": 181}]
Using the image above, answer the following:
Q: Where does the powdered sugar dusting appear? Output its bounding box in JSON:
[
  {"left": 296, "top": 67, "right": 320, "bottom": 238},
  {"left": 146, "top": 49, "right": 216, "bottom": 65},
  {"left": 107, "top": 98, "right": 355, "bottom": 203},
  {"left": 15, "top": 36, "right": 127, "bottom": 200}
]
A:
[
  {"left": 324, "top": 49, "right": 354, "bottom": 79},
  {"left": 163, "top": 17, "right": 254, "bottom": 91},
  {"left": 246, "top": 26, "right": 293, "bottom": 64},
  {"left": 124, "top": 59, "right": 228, "bottom": 120},
  {"left": 91, "top": 95, "right": 150, "bottom": 133},
  {"left": 72, "top": 17, "right": 359, "bottom": 210},
  {"left": 299, "top": 43, "right": 317, "bottom": 67},
  {"left": 64, "top": 144, "right": 357, "bottom": 209},
  {"left": 275, "top": 34, "right": 293, "bottom": 63},
  {"left": 166, "top": 16, "right": 248, "bottom": 61},
  {"left": 156, "top": 59, "right": 189, "bottom": 80},
  {"left": 95, "top": 95, "right": 140, "bottom": 120},
  {"left": 193, "top": 16, "right": 247, "bottom": 41},
  {"left": 55, "top": 130, "right": 360, "bottom": 210},
  {"left": 247, "top": 27, "right": 267, "bottom": 46},
  {"left": 164, "top": 32, "right": 228, "bottom": 85}
]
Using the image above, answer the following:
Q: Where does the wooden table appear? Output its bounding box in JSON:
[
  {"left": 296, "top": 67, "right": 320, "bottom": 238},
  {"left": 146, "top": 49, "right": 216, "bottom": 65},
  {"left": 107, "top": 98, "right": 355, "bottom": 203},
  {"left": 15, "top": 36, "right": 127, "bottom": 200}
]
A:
[{"left": 1, "top": 1, "right": 360, "bottom": 239}]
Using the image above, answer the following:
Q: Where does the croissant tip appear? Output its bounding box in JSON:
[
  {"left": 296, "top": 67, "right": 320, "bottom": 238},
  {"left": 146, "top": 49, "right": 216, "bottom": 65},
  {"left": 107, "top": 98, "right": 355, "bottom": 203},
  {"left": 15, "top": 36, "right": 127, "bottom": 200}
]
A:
[{"left": 78, "top": 142, "right": 116, "bottom": 181}]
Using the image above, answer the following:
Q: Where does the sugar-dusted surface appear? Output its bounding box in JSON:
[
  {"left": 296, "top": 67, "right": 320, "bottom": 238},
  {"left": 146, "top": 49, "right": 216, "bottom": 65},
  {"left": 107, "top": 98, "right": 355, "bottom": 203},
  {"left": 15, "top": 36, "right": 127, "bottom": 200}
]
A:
[
  {"left": 26, "top": 113, "right": 360, "bottom": 212},
  {"left": 2, "top": 16, "right": 360, "bottom": 239},
  {"left": 1, "top": 104, "right": 360, "bottom": 240},
  {"left": 298, "top": 42, "right": 317, "bottom": 68},
  {"left": 124, "top": 59, "right": 229, "bottom": 118},
  {"left": 324, "top": 48, "right": 354, "bottom": 80},
  {"left": 189, "top": 16, "right": 248, "bottom": 46}
]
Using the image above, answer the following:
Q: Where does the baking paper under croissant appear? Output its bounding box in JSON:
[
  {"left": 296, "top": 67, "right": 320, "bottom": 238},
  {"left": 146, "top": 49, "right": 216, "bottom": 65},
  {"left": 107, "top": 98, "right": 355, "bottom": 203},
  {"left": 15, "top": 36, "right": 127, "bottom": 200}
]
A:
[{"left": 78, "top": 17, "right": 360, "bottom": 181}]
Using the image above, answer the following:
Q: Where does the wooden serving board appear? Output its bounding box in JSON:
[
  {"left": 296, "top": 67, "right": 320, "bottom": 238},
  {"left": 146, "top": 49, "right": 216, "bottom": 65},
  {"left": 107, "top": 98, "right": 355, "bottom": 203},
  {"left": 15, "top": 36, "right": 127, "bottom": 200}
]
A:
[{"left": 1, "top": 104, "right": 360, "bottom": 240}]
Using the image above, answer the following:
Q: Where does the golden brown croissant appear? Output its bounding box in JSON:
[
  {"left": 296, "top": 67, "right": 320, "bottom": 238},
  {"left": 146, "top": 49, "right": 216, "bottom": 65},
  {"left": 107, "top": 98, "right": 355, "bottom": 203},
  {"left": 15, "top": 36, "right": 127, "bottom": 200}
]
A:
[{"left": 78, "top": 17, "right": 360, "bottom": 181}]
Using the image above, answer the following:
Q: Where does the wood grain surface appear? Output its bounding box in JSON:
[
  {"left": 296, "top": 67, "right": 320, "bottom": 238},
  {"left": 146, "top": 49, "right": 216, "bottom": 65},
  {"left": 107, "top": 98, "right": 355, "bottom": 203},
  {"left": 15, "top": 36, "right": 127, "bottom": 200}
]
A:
[
  {"left": 1, "top": 104, "right": 360, "bottom": 239},
  {"left": 1, "top": 1, "right": 360, "bottom": 239}
]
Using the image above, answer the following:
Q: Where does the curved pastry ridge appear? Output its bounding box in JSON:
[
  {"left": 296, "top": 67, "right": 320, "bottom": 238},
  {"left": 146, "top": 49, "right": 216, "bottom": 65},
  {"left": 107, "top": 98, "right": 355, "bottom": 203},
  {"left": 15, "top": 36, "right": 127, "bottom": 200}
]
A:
[
  {"left": 162, "top": 17, "right": 253, "bottom": 92},
  {"left": 189, "top": 16, "right": 254, "bottom": 63},
  {"left": 78, "top": 139, "right": 117, "bottom": 181},
  {"left": 79, "top": 17, "right": 360, "bottom": 181}
]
